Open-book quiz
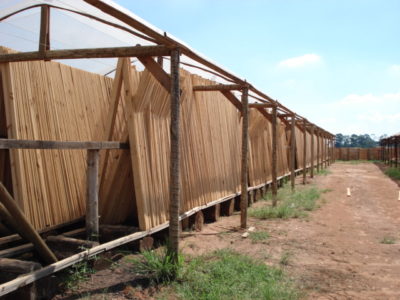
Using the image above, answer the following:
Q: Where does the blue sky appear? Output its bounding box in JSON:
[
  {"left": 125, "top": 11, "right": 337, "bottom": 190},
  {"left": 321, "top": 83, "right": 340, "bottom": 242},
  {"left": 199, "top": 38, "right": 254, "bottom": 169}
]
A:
[{"left": 116, "top": 0, "right": 400, "bottom": 138}]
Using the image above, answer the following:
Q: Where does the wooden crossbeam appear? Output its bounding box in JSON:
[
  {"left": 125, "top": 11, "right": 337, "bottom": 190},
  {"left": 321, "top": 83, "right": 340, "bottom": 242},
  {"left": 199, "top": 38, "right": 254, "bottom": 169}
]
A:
[
  {"left": 193, "top": 84, "right": 243, "bottom": 92},
  {"left": 138, "top": 56, "right": 171, "bottom": 92},
  {"left": 0, "top": 139, "right": 129, "bottom": 150},
  {"left": 249, "top": 103, "right": 275, "bottom": 108},
  {"left": 220, "top": 91, "right": 243, "bottom": 112},
  {"left": 0, "top": 45, "right": 171, "bottom": 63}
]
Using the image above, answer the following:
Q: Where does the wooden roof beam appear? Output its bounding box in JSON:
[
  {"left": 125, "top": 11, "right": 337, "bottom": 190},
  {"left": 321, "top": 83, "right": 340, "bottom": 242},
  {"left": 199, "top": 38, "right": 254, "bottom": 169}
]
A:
[
  {"left": 0, "top": 45, "right": 171, "bottom": 63},
  {"left": 193, "top": 84, "right": 243, "bottom": 92},
  {"left": 220, "top": 91, "right": 243, "bottom": 112}
]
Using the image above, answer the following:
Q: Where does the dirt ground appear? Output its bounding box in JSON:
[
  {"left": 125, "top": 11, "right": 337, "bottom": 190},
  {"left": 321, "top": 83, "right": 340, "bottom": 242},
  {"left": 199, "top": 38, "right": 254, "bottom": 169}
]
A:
[{"left": 56, "top": 162, "right": 400, "bottom": 300}]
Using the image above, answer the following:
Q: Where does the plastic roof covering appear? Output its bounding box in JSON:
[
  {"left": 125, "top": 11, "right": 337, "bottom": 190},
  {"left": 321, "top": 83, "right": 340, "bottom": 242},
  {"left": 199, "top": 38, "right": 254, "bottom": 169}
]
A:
[{"left": 0, "top": 0, "right": 241, "bottom": 85}]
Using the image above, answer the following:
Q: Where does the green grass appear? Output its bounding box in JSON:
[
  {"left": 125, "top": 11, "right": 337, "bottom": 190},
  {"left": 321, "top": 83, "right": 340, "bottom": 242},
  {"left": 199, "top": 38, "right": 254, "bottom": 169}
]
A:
[
  {"left": 249, "top": 184, "right": 328, "bottom": 220},
  {"left": 336, "top": 160, "right": 379, "bottom": 164},
  {"left": 279, "top": 251, "right": 292, "bottom": 266},
  {"left": 249, "top": 231, "right": 270, "bottom": 243},
  {"left": 64, "top": 260, "right": 95, "bottom": 290},
  {"left": 381, "top": 236, "right": 396, "bottom": 244},
  {"left": 315, "top": 168, "right": 331, "bottom": 176},
  {"left": 384, "top": 167, "right": 400, "bottom": 180},
  {"left": 172, "top": 249, "right": 300, "bottom": 300},
  {"left": 130, "top": 247, "right": 184, "bottom": 284}
]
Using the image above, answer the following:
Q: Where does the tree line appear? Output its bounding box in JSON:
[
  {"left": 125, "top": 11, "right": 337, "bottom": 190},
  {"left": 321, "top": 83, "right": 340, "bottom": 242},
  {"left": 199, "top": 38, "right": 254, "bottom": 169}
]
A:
[{"left": 334, "top": 133, "right": 385, "bottom": 148}]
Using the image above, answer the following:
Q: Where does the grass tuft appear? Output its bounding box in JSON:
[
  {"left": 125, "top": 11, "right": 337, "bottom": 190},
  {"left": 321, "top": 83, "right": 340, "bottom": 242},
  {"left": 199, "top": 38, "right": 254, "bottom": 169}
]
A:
[
  {"left": 384, "top": 167, "right": 400, "bottom": 180},
  {"left": 64, "top": 260, "right": 95, "bottom": 290},
  {"left": 279, "top": 251, "right": 292, "bottom": 266},
  {"left": 174, "top": 249, "right": 299, "bottom": 300},
  {"left": 249, "top": 231, "right": 270, "bottom": 243},
  {"left": 130, "top": 248, "right": 184, "bottom": 284},
  {"left": 381, "top": 236, "right": 396, "bottom": 244},
  {"left": 249, "top": 184, "right": 326, "bottom": 220}
]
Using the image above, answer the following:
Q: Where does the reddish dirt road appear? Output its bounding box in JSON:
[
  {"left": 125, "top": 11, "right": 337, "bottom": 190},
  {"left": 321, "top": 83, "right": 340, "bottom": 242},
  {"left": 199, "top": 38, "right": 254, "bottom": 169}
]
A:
[
  {"left": 181, "top": 162, "right": 400, "bottom": 299},
  {"left": 56, "top": 162, "right": 400, "bottom": 299}
]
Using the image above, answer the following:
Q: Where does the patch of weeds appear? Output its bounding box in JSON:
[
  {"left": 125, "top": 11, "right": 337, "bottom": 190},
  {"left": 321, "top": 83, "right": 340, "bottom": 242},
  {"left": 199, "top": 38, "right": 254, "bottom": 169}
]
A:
[
  {"left": 249, "top": 184, "right": 324, "bottom": 220},
  {"left": 384, "top": 167, "right": 400, "bottom": 180},
  {"left": 130, "top": 247, "right": 184, "bottom": 284},
  {"left": 175, "top": 249, "right": 300, "bottom": 300},
  {"left": 249, "top": 231, "right": 270, "bottom": 243},
  {"left": 381, "top": 236, "right": 396, "bottom": 244},
  {"left": 316, "top": 169, "right": 331, "bottom": 176},
  {"left": 279, "top": 251, "right": 292, "bottom": 266},
  {"left": 64, "top": 260, "right": 95, "bottom": 290}
]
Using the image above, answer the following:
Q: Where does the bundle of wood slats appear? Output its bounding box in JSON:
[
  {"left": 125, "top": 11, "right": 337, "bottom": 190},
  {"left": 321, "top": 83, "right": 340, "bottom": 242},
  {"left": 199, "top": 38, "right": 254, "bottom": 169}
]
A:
[
  {"left": 0, "top": 47, "right": 132, "bottom": 230},
  {"left": 0, "top": 46, "right": 325, "bottom": 232}
]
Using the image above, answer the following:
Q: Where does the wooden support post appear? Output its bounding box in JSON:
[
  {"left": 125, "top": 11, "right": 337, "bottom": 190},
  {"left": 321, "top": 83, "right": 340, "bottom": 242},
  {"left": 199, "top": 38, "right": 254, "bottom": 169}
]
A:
[
  {"left": 86, "top": 150, "right": 99, "bottom": 241},
  {"left": 347, "top": 147, "right": 350, "bottom": 161},
  {"left": 39, "top": 5, "right": 50, "bottom": 53},
  {"left": 290, "top": 115, "right": 296, "bottom": 191},
  {"left": 240, "top": 86, "right": 249, "bottom": 229},
  {"left": 310, "top": 125, "right": 315, "bottom": 178},
  {"left": 316, "top": 130, "right": 320, "bottom": 172},
  {"left": 168, "top": 48, "right": 181, "bottom": 261},
  {"left": 0, "top": 182, "right": 57, "bottom": 264},
  {"left": 396, "top": 140, "right": 398, "bottom": 168},
  {"left": 302, "top": 121, "right": 307, "bottom": 184},
  {"left": 271, "top": 105, "right": 278, "bottom": 206}
]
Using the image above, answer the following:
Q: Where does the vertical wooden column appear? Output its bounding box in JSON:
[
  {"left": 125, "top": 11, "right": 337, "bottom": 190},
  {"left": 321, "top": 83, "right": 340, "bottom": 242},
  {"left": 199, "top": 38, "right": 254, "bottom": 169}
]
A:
[
  {"left": 396, "top": 140, "right": 398, "bottom": 168},
  {"left": 316, "top": 129, "right": 320, "bottom": 172},
  {"left": 302, "top": 121, "right": 307, "bottom": 184},
  {"left": 240, "top": 86, "right": 249, "bottom": 229},
  {"left": 310, "top": 125, "right": 315, "bottom": 178},
  {"left": 168, "top": 48, "right": 181, "bottom": 260},
  {"left": 39, "top": 5, "right": 50, "bottom": 53},
  {"left": 290, "top": 115, "right": 296, "bottom": 191},
  {"left": 271, "top": 105, "right": 278, "bottom": 206},
  {"left": 86, "top": 149, "right": 99, "bottom": 241}
]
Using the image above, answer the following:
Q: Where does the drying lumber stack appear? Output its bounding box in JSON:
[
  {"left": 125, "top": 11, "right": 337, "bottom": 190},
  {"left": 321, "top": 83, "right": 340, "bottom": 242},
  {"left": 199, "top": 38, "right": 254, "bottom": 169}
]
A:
[{"left": 0, "top": 45, "right": 316, "bottom": 233}]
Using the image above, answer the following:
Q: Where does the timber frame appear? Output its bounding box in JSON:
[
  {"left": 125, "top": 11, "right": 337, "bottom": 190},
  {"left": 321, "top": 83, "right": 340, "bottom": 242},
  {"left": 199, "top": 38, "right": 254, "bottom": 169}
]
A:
[{"left": 0, "top": 1, "right": 335, "bottom": 296}]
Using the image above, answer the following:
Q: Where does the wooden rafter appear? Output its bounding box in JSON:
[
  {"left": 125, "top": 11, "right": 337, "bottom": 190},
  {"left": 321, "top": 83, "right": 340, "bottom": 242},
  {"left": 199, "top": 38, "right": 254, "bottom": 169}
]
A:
[
  {"left": 220, "top": 91, "right": 243, "bottom": 112},
  {"left": 138, "top": 56, "right": 171, "bottom": 92},
  {"left": 0, "top": 46, "right": 170, "bottom": 63},
  {"left": 193, "top": 84, "right": 243, "bottom": 91}
]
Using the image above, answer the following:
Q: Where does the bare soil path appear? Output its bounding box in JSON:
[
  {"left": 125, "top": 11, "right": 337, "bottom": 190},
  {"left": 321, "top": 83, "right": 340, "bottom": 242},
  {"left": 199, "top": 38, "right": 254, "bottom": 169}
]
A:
[
  {"left": 56, "top": 162, "right": 400, "bottom": 299},
  {"left": 181, "top": 162, "right": 400, "bottom": 299}
]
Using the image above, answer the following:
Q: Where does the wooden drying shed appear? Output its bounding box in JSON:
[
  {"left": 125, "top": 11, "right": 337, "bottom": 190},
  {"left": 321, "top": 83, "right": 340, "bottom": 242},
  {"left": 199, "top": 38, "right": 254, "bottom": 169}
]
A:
[
  {"left": 0, "top": 0, "right": 335, "bottom": 296},
  {"left": 380, "top": 133, "right": 400, "bottom": 167}
]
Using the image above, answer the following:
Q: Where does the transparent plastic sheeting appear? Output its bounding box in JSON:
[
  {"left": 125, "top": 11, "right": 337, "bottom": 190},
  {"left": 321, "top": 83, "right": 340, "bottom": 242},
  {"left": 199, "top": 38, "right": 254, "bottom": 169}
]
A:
[{"left": 0, "top": 0, "right": 242, "bottom": 84}]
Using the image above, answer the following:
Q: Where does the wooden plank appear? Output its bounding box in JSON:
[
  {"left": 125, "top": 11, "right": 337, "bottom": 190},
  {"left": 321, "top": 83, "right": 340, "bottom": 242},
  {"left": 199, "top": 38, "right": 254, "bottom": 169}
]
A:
[
  {"left": 0, "top": 183, "right": 57, "bottom": 264},
  {"left": 99, "top": 58, "right": 125, "bottom": 187},
  {"left": 0, "top": 46, "right": 171, "bottom": 63},
  {"left": 86, "top": 150, "right": 99, "bottom": 241},
  {"left": 193, "top": 84, "right": 242, "bottom": 91},
  {"left": 240, "top": 87, "right": 249, "bottom": 229},
  {"left": 0, "top": 139, "right": 128, "bottom": 150},
  {"left": 138, "top": 56, "right": 171, "bottom": 92}
]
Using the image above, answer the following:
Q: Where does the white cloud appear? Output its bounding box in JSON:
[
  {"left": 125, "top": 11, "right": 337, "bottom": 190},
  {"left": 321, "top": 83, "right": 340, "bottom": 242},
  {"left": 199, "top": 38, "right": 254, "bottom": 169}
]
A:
[
  {"left": 389, "top": 64, "right": 400, "bottom": 73},
  {"left": 278, "top": 54, "right": 322, "bottom": 68},
  {"left": 322, "top": 92, "right": 400, "bottom": 136}
]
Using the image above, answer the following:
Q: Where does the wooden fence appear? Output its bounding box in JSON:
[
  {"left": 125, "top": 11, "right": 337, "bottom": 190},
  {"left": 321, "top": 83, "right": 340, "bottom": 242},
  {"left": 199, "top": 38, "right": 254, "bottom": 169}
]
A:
[{"left": 334, "top": 147, "right": 381, "bottom": 161}]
